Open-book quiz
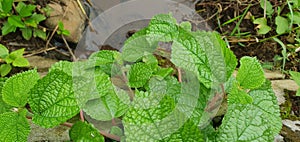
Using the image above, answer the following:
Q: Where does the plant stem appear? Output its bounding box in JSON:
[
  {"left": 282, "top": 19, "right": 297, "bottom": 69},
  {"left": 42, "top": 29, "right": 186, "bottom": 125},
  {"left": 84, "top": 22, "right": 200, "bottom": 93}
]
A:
[{"left": 80, "top": 109, "right": 85, "bottom": 122}]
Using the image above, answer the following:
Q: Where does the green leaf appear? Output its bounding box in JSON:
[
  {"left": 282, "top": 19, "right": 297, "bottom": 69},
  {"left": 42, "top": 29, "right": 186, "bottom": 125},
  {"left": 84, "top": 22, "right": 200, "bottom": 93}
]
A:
[
  {"left": 33, "top": 29, "right": 46, "bottom": 40},
  {"left": 0, "top": 95, "right": 12, "bottom": 114},
  {"left": 193, "top": 31, "right": 237, "bottom": 83},
  {"left": 110, "top": 126, "right": 124, "bottom": 137},
  {"left": 289, "top": 71, "right": 300, "bottom": 85},
  {"left": 57, "top": 21, "right": 70, "bottom": 36},
  {"left": 24, "top": 18, "right": 37, "bottom": 28},
  {"left": 0, "top": 110, "right": 31, "bottom": 142},
  {"left": 0, "top": 78, "right": 6, "bottom": 94},
  {"left": 143, "top": 54, "right": 158, "bottom": 72},
  {"left": 12, "top": 57, "right": 29, "bottom": 67},
  {"left": 8, "top": 48, "right": 25, "bottom": 60},
  {"left": 88, "top": 50, "right": 121, "bottom": 75},
  {"left": 61, "top": 29, "right": 70, "bottom": 36},
  {"left": 275, "top": 16, "right": 289, "bottom": 34},
  {"left": 216, "top": 81, "right": 282, "bottom": 141},
  {"left": 58, "top": 21, "right": 64, "bottom": 30},
  {"left": 0, "top": 0, "right": 13, "bottom": 13},
  {"left": 89, "top": 50, "right": 119, "bottom": 66},
  {"left": 1, "top": 21, "right": 17, "bottom": 35},
  {"left": 128, "top": 62, "right": 154, "bottom": 88},
  {"left": 287, "top": 12, "right": 300, "bottom": 25},
  {"left": 260, "top": 0, "right": 274, "bottom": 16},
  {"left": 236, "top": 56, "right": 265, "bottom": 89},
  {"left": 292, "top": 0, "right": 300, "bottom": 8},
  {"left": 73, "top": 65, "right": 117, "bottom": 108},
  {"left": 228, "top": 81, "right": 253, "bottom": 104},
  {"left": 69, "top": 121, "right": 104, "bottom": 142},
  {"left": 147, "top": 13, "right": 179, "bottom": 41},
  {"left": 8, "top": 15, "right": 25, "bottom": 28},
  {"left": 24, "top": 13, "right": 46, "bottom": 28},
  {"left": 2, "top": 69, "right": 39, "bottom": 107},
  {"left": 0, "top": 44, "right": 9, "bottom": 59},
  {"left": 31, "top": 13, "right": 46, "bottom": 23},
  {"left": 0, "top": 64, "right": 12, "bottom": 77},
  {"left": 161, "top": 120, "right": 204, "bottom": 142},
  {"left": 123, "top": 96, "right": 176, "bottom": 141},
  {"left": 49, "top": 60, "right": 73, "bottom": 76},
  {"left": 0, "top": 78, "right": 12, "bottom": 114},
  {"left": 296, "top": 88, "right": 300, "bottom": 96},
  {"left": 28, "top": 70, "right": 80, "bottom": 128},
  {"left": 171, "top": 32, "right": 211, "bottom": 87},
  {"left": 154, "top": 67, "right": 173, "bottom": 79},
  {"left": 253, "top": 18, "right": 271, "bottom": 34},
  {"left": 179, "top": 21, "right": 192, "bottom": 31},
  {"left": 121, "top": 28, "right": 159, "bottom": 62},
  {"left": 20, "top": 27, "right": 32, "bottom": 40},
  {"left": 16, "top": 2, "right": 36, "bottom": 17},
  {"left": 83, "top": 89, "right": 129, "bottom": 121}
]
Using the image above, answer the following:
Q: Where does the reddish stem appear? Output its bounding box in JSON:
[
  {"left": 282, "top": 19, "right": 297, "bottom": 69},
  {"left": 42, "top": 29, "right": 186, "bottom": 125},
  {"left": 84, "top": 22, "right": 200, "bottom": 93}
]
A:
[
  {"left": 177, "top": 68, "right": 182, "bottom": 83},
  {"left": 80, "top": 109, "right": 85, "bottom": 122}
]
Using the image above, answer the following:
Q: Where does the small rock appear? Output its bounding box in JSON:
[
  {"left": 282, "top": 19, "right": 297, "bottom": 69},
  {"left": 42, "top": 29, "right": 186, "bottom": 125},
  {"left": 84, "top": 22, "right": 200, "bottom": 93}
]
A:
[
  {"left": 272, "top": 85, "right": 286, "bottom": 105},
  {"left": 264, "top": 69, "right": 285, "bottom": 80},
  {"left": 26, "top": 56, "right": 58, "bottom": 77},
  {"left": 282, "top": 119, "right": 300, "bottom": 132},
  {"left": 271, "top": 79, "right": 298, "bottom": 105},
  {"left": 233, "top": 69, "right": 285, "bottom": 79},
  {"left": 281, "top": 120, "right": 300, "bottom": 142},
  {"left": 271, "top": 80, "right": 299, "bottom": 92},
  {"left": 45, "top": 0, "right": 86, "bottom": 43},
  {"left": 27, "top": 56, "right": 58, "bottom": 70},
  {"left": 274, "top": 135, "right": 284, "bottom": 142},
  {"left": 28, "top": 120, "right": 70, "bottom": 141}
]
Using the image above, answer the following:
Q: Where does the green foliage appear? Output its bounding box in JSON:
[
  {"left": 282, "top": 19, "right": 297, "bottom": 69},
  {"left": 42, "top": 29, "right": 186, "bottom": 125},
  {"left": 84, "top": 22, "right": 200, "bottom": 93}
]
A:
[
  {"left": 289, "top": 71, "right": 300, "bottom": 96},
  {"left": 0, "top": 78, "right": 12, "bottom": 114},
  {"left": 0, "top": 1, "right": 47, "bottom": 40},
  {"left": 275, "top": 16, "right": 290, "bottom": 34},
  {"left": 0, "top": 14, "right": 282, "bottom": 141},
  {"left": 0, "top": 109, "right": 30, "bottom": 142},
  {"left": 128, "top": 62, "right": 155, "bottom": 88},
  {"left": 260, "top": 0, "right": 274, "bottom": 16},
  {"left": 253, "top": 0, "right": 300, "bottom": 70},
  {"left": 217, "top": 81, "right": 282, "bottom": 141},
  {"left": 2, "top": 69, "right": 39, "bottom": 107},
  {"left": 236, "top": 56, "right": 265, "bottom": 89},
  {"left": 28, "top": 70, "right": 80, "bottom": 128},
  {"left": 57, "top": 21, "right": 70, "bottom": 36},
  {"left": 120, "top": 13, "right": 280, "bottom": 141},
  {"left": 0, "top": 44, "right": 30, "bottom": 77},
  {"left": 69, "top": 121, "right": 105, "bottom": 141},
  {"left": 253, "top": 17, "right": 271, "bottom": 34}
]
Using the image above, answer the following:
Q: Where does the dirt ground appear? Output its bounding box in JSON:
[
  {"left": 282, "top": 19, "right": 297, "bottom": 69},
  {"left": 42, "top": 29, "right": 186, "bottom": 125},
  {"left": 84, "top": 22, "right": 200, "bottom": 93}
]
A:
[{"left": 196, "top": 0, "right": 299, "bottom": 71}]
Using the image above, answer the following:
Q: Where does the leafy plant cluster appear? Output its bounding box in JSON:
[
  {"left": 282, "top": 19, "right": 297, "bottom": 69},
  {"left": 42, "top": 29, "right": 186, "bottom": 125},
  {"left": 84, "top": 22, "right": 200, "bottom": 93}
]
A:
[
  {"left": 0, "top": 14, "right": 282, "bottom": 141},
  {"left": 0, "top": 44, "right": 29, "bottom": 77},
  {"left": 0, "top": 0, "right": 47, "bottom": 40},
  {"left": 253, "top": 0, "right": 300, "bottom": 70}
]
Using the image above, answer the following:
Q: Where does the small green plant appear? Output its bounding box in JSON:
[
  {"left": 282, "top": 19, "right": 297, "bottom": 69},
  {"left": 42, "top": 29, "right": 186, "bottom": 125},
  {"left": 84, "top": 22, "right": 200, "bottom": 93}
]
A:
[
  {"left": 0, "top": 0, "right": 47, "bottom": 40},
  {"left": 289, "top": 71, "right": 300, "bottom": 96},
  {"left": 56, "top": 21, "right": 70, "bottom": 36},
  {"left": 0, "top": 14, "right": 282, "bottom": 141},
  {"left": 253, "top": 0, "right": 300, "bottom": 70},
  {"left": 0, "top": 44, "right": 29, "bottom": 77}
]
